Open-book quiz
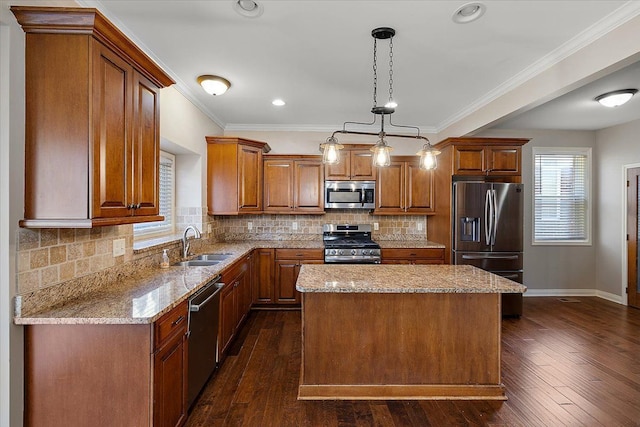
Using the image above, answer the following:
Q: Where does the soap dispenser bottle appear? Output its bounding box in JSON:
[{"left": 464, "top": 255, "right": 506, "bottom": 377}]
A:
[{"left": 161, "top": 249, "right": 170, "bottom": 268}]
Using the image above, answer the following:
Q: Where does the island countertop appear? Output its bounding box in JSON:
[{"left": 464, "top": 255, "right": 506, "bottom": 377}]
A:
[{"left": 296, "top": 264, "right": 526, "bottom": 294}]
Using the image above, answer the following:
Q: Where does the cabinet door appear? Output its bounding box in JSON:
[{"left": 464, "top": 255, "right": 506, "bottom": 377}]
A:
[
  {"left": 92, "top": 43, "right": 132, "bottom": 218},
  {"left": 131, "top": 71, "right": 160, "bottom": 217},
  {"left": 294, "top": 160, "right": 324, "bottom": 213},
  {"left": 275, "top": 261, "right": 300, "bottom": 304},
  {"left": 324, "top": 157, "right": 350, "bottom": 180},
  {"left": 453, "top": 146, "right": 486, "bottom": 175},
  {"left": 153, "top": 333, "right": 187, "bottom": 427},
  {"left": 254, "top": 249, "right": 275, "bottom": 304},
  {"left": 487, "top": 146, "right": 520, "bottom": 175},
  {"left": 238, "top": 144, "right": 263, "bottom": 212},
  {"left": 263, "top": 159, "right": 294, "bottom": 212},
  {"left": 405, "top": 162, "right": 434, "bottom": 213},
  {"left": 219, "top": 283, "right": 236, "bottom": 355},
  {"left": 375, "top": 161, "right": 404, "bottom": 213},
  {"left": 236, "top": 258, "right": 252, "bottom": 326},
  {"left": 350, "top": 150, "right": 376, "bottom": 180}
]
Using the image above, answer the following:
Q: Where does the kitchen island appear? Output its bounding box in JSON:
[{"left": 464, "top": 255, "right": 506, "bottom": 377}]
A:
[{"left": 295, "top": 264, "right": 526, "bottom": 401}]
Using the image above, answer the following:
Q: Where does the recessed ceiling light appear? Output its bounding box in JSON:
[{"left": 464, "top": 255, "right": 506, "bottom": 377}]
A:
[
  {"left": 272, "top": 99, "right": 285, "bottom": 106},
  {"left": 452, "top": 2, "right": 486, "bottom": 24},
  {"left": 233, "top": 0, "right": 264, "bottom": 18},
  {"left": 595, "top": 89, "right": 638, "bottom": 107},
  {"left": 197, "top": 75, "right": 231, "bottom": 96}
]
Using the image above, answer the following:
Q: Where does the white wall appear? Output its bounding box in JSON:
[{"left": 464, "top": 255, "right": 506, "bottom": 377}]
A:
[
  {"left": 477, "top": 129, "right": 598, "bottom": 294},
  {"left": 595, "top": 118, "right": 640, "bottom": 299}
]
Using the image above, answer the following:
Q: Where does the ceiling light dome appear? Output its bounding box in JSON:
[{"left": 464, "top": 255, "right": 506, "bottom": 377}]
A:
[
  {"left": 233, "top": 0, "right": 264, "bottom": 18},
  {"left": 452, "top": 2, "right": 486, "bottom": 24},
  {"left": 197, "top": 75, "right": 231, "bottom": 96},
  {"left": 595, "top": 89, "right": 638, "bottom": 107}
]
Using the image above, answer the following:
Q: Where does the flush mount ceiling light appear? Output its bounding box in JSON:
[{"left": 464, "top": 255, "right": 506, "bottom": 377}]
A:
[
  {"left": 322, "top": 27, "right": 439, "bottom": 169},
  {"left": 272, "top": 99, "right": 286, "bottom": 106},
  {"left": 233, "top": 0, "right": 264, "bottom": 18},
  {"left": 452, "top": 2, "right": 486, "bottom": 24},
  {"left": 197, "top": 75, "right": 231, "bottom": 96},
  {"left": 595, "top": 89, "right": 638, "bottom": 107}
]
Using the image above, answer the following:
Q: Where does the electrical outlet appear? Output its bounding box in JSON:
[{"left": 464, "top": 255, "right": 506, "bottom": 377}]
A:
[
  {"left": 292, "top": 222, "right": 298, "bottom": 231},
  {"left": 207, "top": 223, "right": 212, "bottom": 233},
  {"left": 373, "top": 222, "right": 379, "bottom": 231},
  {"left": 417, "top": 222, "right": 424, "bottom": 231},
  {"left": 247, "top": 222, "right": 253, "bottom": 231},
  {"left": 112, "top": 238, "right": 126, "bottom": 257}
]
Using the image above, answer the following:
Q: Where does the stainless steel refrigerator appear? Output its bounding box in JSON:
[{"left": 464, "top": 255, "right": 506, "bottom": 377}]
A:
[{"left": 452, "top": 181, "right": 524, "bottom": 316}]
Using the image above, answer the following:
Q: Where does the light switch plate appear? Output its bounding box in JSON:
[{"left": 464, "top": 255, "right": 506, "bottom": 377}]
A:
[
  {"left": 112, "top": 238, "right": 126, "bottom": 257},
  {"left": 207, "top": 223, "right": 212, "bottom": 233},
  {"left": 292, "top": 222, "right": 298, "bottom": 230},
  {"left": 247, "top": 222, "right": 253, "bottom": 231},
  {"left": 374, "top": 222, "right": 379, "bottom": 231},
  {"left": 417, "top": 222, "right": 424, "bottom": 231}
]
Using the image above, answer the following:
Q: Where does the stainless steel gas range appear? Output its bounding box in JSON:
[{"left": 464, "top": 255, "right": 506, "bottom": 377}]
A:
[{"left": 323, "top": 224, "right": 381, "bottom": 264}]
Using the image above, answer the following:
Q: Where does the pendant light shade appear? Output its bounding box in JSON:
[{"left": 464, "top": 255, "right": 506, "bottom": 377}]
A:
[
  {"left": 371, "top": 138, "right": 393, "bottom": 167},
  {"left": 319, "top": 136, "right": 344, "bottom": 165},
  {"left": 416, "top": 143, "right": 441, "bottom": 170},
  {"left": 197, "top": 75, "right": 231, "bottom": 96}
]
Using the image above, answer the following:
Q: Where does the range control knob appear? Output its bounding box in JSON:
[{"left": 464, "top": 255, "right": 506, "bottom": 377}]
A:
[
  {"left": 330, "top": 249, "right": 337, "bottom": 255},
  {"left": 338, "top": 249, "right": 344, "bottom": 255},
  {"left": 363, "top": 249, "right": 369, "bottom": 255},
  {"left": 351, "top": 249, "right": 357, "bottom": 255}
]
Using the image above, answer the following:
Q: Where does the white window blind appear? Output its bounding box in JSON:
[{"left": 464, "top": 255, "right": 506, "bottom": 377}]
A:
[
  {"left": 134, "top": 151, "right": 175, "bottom": 237},
  {"left": 533, "top": 148, "right": 591, "bottom": 245}
]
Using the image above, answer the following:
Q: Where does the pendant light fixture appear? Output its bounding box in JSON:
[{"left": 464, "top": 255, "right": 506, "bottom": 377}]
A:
[{"left": 321, "top": 27, "right": 439, "bottom": 170}]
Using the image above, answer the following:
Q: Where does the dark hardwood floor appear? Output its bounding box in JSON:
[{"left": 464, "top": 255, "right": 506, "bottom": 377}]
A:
[{"left": 186, "top": 297, "right": 640, "bottom": 426}]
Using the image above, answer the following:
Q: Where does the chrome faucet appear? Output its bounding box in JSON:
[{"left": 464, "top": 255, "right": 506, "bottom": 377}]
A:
[{"left": 182, "top": 225, "right": 202, "bottom": 259}]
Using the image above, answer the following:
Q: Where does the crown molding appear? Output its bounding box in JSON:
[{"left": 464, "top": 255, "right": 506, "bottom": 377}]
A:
[{"left": 224, "top": 122, "right": 437, "bottom": 135}]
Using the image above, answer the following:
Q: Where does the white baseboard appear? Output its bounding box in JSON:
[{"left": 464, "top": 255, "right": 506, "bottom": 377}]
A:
[{"left": 523, "top": 288, "right": 625, "bottom": 305}]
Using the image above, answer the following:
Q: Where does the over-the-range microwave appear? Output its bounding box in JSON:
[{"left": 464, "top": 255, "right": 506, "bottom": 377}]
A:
[{"left": 324, "top": 180, "right": 375, "bottom": 209}]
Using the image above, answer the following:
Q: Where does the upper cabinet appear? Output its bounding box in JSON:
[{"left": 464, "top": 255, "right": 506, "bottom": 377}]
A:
[
  {"left": 375, "top": 157, "right": 434, "bottom": 215},
  {"left": 263, "top": 155, "right": 324, "bottom": 214},
  {"left": 206, "top": 136, "right": 271, "bottom": 215},
  {"left": 12, "top": 6, "right": 174, "bottom": 228},
  {"left": 325, "top": 146, "right": 377, "bottom": 181},
  {"left": 449, "top": 140, "right": 525, "bottom": 177}
]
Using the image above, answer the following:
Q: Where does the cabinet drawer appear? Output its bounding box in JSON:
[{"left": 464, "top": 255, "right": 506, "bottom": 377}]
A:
[
  {"left": 381, "top": 248, "right": 445, "bottom": 260},
  {"left": 275, "top": 248, "right": 324, "bottom": 260},
  {"left": 154, "top": 301, "right": 188, "bottom": 350}
]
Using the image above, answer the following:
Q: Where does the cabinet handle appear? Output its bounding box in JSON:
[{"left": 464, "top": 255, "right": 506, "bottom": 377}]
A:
[
  {"left": 135, "top": 203, "right": 141, "bottom": 209},
  {"left": 171, "top": 315, "right": 185, "bottom": 327}
]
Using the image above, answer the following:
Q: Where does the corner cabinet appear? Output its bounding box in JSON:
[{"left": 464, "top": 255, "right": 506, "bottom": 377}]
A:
[
  {"left": 375, "top": 157, "right": 435, "bottom": 214},
  {"left": 263, "top": 155, "right": 325, "bottom": 214},
  {"left": 12, "top": 6, "right": 174, "bottom": 228},
  {"left": 206, "top": 137, "right": 271, "bottom": 215}
]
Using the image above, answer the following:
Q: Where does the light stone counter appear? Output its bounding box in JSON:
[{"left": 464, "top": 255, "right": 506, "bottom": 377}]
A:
[
  {"left": 376, "top": 240, "right": 445, "bottom": 249},
  {"left": 15, "top": 239, "right": 323, "bottom": 325},
  {"left": 296, "top": 264, "right": 526, "bottom": 294}
]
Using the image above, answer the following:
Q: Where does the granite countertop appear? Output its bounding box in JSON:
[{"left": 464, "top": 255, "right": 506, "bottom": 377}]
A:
[
  {"left": 377, "top": 240, "right": 445, "bottom": 249},
  {"left": 296, "top": 264, "right": 526, "bottom": 294},
  {"left": 15, "top": 239, "right": 448, "bottom": 325}
]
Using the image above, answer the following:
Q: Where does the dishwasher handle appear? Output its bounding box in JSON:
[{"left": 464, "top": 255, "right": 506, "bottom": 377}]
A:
[{"left": 190, "top": 284, "right": 224, "bottom": 312}]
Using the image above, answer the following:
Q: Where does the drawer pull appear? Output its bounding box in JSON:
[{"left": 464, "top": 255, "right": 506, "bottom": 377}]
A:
[{"left": 171, "top": 315, "right": 185, "bottom": 327}]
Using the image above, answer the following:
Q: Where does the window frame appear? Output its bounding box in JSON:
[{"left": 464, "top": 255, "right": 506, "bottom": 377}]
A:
[
  {"left": 532, "top": 146, "right": 592, "bottom": 246},
  {"left": 133, "top": 150, "right": 176, "bottom": 240}
]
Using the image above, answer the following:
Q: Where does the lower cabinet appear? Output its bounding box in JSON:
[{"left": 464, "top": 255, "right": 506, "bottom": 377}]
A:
[
  {"left": 253, "top": 248, "right": 275, "bottom": 305},
  {"left": 274, "top": 249, "right": 324, "bottom": 305},
  {"left": 219, "top": 254, "right": 252, "bottom": 358},
  {"left": 24, "top": 301, "right": 189, "bottom": 427},
  {"left": 381, "top": 248, "right": 445, "bottom": 265}
]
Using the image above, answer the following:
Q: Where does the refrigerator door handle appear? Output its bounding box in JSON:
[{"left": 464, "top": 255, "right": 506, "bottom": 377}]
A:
[
  {"left": 484, "top": 189, "right": 492, "bottom": 245},
  {"left": 491, "top": 189, "right": 497, "bottom": 245},
  {"left": 461, "top": 254, "right": 520, "bottom": 260}
]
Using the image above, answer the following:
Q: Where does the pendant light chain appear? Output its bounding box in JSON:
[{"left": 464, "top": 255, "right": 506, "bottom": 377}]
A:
[
  {"left": 372, "top": 37, "right": 378, "bottom": 109},
  {"left": 388, "top": 36, "right": 394, "bottom": 105}
]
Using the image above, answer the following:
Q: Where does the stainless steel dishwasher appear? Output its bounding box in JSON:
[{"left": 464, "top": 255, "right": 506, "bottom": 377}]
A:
[{"left": 187, "top": 275, "right": 223, "bottom": 408}]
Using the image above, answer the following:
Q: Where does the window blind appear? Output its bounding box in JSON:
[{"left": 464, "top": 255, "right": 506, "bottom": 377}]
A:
[
  {"left": 134, "top": 152, "right": 175, "bottom": 236},
  {"left": 533, "top": 150, "right": 589, "bottom": 243}
]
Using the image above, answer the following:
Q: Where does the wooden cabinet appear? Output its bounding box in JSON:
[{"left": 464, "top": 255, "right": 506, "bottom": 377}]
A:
[
  {"left": 253, "top": 248, "right": 275, "bottom": 305},
  {"left": 453, "top": 144, "right": 521, "bottom": 176},
  {"left": 274, "top": 249, "right": 324, "bottom": 305},
  {"left": 153, "top": 302, "right": 189, "bottom": 427},
  {"left": 207, "top": 137, "right": 271, "bottom": 215},
  {"left": 219, "top": 255, "right": 252, "bottom": 356},
  {"left": 381, "top": 248, "right": 445, "bottom": 264},
  {"left": 23, "top": 301, "right": 188, "bottom": 427},
  {"left": 12, "top": 6, "right": 174, "bottom": 228},
  {"left": 263, "top": 156, "right": 324, "bottom": 214},
  {"left": 375, "top": 157, "right": 434, "bottom": 214},
  {"left": 325, "top": 146, "right": 377, "bottom": 180},
  {"left": 428, "top": 137, "right": 529, "bottom": 264}
]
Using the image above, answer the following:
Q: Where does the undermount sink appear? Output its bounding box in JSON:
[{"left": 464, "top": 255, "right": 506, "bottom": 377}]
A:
[
  {"left": 172, "top": 260, "right": 221, "bottom": 267},
  {"left": 195, "top": 253, "right": 233, "bottom": 261}
]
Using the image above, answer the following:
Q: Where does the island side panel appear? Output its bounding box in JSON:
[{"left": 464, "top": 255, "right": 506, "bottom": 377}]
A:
[{"left": 300, "top": 292, "right": 503, "bottom": 400}]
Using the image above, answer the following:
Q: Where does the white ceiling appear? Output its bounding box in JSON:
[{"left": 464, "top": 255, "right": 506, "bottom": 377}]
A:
[{"left": 77, "top": 0, "right": 640, "bottom": 133}]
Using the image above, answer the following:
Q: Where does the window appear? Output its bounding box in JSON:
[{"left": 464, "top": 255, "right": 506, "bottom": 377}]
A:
[
  {"left": 533, "top": 147, "right": 591, "bottom": 245},
  {"left": 134, "top": 151, "right": 175, "bottom": 238}
]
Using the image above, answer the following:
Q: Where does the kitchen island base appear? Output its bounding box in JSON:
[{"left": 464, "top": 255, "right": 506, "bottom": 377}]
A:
[{"left": 299, "top": 292, "right": 506, "bottom": 401}]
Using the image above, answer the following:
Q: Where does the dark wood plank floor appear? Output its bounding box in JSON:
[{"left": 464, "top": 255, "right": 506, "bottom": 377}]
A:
[{"left": 186, "top": 297, "right": 640, "bottom": 427}]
